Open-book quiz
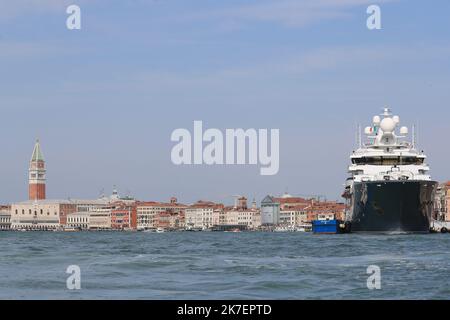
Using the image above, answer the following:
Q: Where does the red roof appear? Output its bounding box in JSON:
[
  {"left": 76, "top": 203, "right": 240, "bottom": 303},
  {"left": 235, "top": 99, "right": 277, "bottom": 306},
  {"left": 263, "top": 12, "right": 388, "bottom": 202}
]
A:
[
  {"left": 273, "top": 197, "right": 309, "bottom": 204},
  {"left": 136, "top": 201, "right": 187, "bottom": 208}
]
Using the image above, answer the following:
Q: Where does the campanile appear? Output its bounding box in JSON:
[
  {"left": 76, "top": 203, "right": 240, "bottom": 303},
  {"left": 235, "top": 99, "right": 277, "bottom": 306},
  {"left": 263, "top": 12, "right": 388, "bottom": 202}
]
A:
[{"left": 29, "top": 139, "right": 46, "bottom": 200}]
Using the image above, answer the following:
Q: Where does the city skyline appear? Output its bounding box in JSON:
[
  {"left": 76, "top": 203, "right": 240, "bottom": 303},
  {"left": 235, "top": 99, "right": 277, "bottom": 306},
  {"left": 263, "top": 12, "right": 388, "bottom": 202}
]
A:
[
  {"left": 1, "top": 1, "right": 450, "bottom": 303},
  {"left": 3, "top": 137, "right": 336, "bottom": 205},
  {"left": 1, "top": 0, "right": 450, "bottom": 204}
]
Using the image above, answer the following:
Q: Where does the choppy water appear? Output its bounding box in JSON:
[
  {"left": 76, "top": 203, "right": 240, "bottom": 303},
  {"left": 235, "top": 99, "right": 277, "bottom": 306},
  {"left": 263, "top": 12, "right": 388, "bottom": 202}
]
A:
[{"left": 0, "top": 231, "right": 449, "bottom": 299}]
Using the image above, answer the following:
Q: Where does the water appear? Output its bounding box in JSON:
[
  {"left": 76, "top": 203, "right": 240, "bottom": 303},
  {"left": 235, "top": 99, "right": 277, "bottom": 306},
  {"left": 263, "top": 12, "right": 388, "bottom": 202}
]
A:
[{"left": 0, "top": 231, "right": 449, "bottom": 299}]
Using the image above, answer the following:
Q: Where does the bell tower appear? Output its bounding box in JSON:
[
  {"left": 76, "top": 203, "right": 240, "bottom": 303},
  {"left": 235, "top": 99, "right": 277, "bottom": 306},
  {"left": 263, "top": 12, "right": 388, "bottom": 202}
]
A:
[{"left": 29, "top": 139, "right": 46, "bottom": 200}]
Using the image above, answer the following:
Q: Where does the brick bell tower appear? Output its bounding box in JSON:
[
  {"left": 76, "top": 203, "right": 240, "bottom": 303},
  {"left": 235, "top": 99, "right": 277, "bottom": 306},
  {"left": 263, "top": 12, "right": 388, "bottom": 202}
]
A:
[{"left": 29, "top": 139, "right": 46, "bottom": 200}]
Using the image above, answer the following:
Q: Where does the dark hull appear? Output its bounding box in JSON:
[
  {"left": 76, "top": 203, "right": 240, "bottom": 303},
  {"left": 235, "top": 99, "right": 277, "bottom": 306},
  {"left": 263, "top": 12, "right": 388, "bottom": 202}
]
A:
[{"left": 350, "top": 180, "right": 438, "bottom": 232}]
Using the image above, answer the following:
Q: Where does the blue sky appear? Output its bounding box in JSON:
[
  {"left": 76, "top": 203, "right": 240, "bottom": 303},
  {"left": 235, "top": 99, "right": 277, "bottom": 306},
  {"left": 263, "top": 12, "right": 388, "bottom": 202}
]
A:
[{"left": 0, "top": 0, "right": 449, "bottom": 204}]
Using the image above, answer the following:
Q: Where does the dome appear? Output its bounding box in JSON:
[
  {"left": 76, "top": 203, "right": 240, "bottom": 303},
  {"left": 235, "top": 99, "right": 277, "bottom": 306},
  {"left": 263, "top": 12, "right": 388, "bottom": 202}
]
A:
[
  {"left": 380, "top": 117, "right": 396, "bottom": 133},
  {"left": 373, "top": 116, "right": 381, "bottom": 125}
]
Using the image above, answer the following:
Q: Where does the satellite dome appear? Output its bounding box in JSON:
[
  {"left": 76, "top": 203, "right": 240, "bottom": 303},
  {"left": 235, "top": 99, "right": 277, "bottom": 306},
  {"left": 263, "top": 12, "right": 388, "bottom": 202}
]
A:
[
  {"left": 393, "top": 115, "right": 400, "bottom": 124},
  {"left": 373, "top": 116, "right": 381, "bottom": 125},
  {"left": 380, "top": 117, "right": 396, "bottom": 133}
]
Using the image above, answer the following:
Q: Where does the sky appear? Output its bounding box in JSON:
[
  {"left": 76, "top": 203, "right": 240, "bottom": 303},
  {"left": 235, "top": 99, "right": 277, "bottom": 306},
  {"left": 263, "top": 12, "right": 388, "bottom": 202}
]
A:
[{"left": 0, "top": 0, "right": 449, "bottom": 205}]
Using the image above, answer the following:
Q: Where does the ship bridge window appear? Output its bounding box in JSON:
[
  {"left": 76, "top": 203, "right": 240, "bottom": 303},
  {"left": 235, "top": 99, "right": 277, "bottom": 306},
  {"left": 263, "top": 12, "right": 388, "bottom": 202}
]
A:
[{"left": 352, "top": 157, "right": 424, "bottom": 165}]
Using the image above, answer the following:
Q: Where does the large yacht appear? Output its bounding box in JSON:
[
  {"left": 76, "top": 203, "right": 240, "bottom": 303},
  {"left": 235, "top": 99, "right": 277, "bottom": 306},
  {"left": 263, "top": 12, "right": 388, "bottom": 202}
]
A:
[{"left": 342, "top": 108, "right": 438, "bottom": 232}]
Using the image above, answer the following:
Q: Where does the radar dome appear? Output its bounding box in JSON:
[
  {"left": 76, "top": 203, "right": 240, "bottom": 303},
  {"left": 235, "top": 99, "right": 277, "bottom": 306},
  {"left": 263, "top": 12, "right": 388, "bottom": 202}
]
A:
[
  {"left": 393, "top": 115, "right": 400, "bottom": 124},
  {"left": 380, "top": 117, "right": 396, "bottom": 133},
  {"left": 373, "top": 116, "right": 381, "bottom": 125},
  {"left": 400, "top": 126, "right": 408, "bottom": 135}
]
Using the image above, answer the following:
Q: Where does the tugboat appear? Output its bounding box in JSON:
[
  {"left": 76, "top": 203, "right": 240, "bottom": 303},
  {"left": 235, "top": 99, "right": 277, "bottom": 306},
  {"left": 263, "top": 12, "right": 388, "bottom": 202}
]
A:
[
  {"left": 342, "top": 108, "right": 438, "bottom": 232},
  {"left": 312, "top": 214, "right": 345, "bottom": 234}
]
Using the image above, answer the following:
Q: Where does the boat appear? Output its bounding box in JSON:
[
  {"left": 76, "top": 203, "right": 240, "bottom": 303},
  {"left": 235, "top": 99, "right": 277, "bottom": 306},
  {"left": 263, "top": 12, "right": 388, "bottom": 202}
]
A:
[
  {"left": 342, "top": 108, "right": 438, "bottom": 232},
  {"left": 274, "top": 225, "right": 295, "bottom": 232},
  {"left": 295, "top": 223, "right": 312, "bottom": 232},
  {"left": 312, "top": 214, "right": 344, "bottom": 234},
  {"left": 185, "top": 226, "right": 203, "bottom": 232},
  {"left": 63, "top": 227, "right": 80, "bottom": 232},
  {"left": 156, "top": 227, "right": 165, "bottom": 233},
  {"left": 430, "top": 220, "right": 449, "bottom": 233}
]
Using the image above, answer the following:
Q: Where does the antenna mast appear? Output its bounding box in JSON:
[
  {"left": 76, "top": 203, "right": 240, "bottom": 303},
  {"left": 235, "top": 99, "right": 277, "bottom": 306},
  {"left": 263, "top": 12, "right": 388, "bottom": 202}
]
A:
[{"left": 356, "top": 124, "right": 361, "bottom": 148}]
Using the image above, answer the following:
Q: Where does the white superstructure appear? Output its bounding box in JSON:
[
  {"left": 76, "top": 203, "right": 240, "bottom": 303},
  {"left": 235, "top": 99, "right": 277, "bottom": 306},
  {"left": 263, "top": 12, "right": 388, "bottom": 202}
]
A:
[{"left": 347, "top": 108, "right": 432, "bottom": 184}]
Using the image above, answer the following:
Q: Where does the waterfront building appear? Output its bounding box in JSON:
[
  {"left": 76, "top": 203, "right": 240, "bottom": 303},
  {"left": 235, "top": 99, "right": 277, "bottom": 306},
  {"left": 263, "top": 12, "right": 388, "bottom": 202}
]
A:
[
  {"left": 434, "top": 181, "right": 450, "bottom": 221},
  {"left": 172, "top": 211, "right": 185, "bottom": 229},
  {"left": 10, "top": 200, "right": 77, "bottom": 230},
  {"left": 305, "top": 201, "right": 345, "bottom": 222},
  {"left": 137, "top": 198, "right": 187, "bottom": 230},
  {"left": 65, "top": 190, "right": 137, "bottom": 230},
  {"left": 71, "top": 199, "right": 110, "bottom": 212},
  {"left": 28, "top": 139, "right": 46, "bottom": 200},
  {"left": 136, "top": 202, "right": 161, "bottom": 229},
  {"left": 212, "top": 207, "right": 222, "bottom": 226},
  {"left": 66, "top": 212, "right": 90, "bottom": 230},
  {"left": 0, "top": 208, "right": 11, "bottom": 230},
  {"left": 154, "top": 210, "right": 185, "bottom": 230},
  {"left": 111, "top": 205, "right": 136, "bottom": 230},
  {"left": 67, "top": 206, "right": 115, "bottom": 230},
  {"left": 155, "top": 212, "right": 171, "bottom": 229},
  {"left": 100, "top": 187, "right": 136, "bottom": 205},
  {"left": 185, "top": 201, "right": 224, "bottom": 230},
  {"left": 88, "top": 207, "right": 112, "bottom": 230},
  {"left": 223, "top": 197, "right": 261, "bottom": 229},
  {"left": 279, "top": 204, "right": 309, "bottom": 226},
  {"left": 252, "top": 211, "right": 262, "bottom": 229},
  {"left": 274, "top": 193, "right": 310, "bottom": 210},
  {"left": 260, "top": 195, "right": 280, "bottom": 225},
  {"left": 445, "top": 182, "right": 450, "bottom": 221},
  {"left": 262, "top": 193, "right": 344, "bottom": 225}
]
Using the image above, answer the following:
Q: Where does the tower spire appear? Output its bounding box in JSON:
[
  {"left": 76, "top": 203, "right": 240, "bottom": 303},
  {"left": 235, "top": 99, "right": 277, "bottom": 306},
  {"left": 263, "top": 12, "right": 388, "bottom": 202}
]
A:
[
  {"left": 31, "top": 138, "right": 45, "bottom": 162},
  {"left": 29, "top": 139, "right": 46, "bottom": 200}
]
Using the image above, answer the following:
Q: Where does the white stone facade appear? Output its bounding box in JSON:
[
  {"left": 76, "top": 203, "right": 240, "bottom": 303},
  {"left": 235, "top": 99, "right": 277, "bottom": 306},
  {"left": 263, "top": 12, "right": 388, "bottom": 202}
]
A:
[{"left": 10, "top": 200, "right": 76, "bottom": 230}]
